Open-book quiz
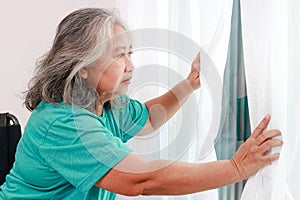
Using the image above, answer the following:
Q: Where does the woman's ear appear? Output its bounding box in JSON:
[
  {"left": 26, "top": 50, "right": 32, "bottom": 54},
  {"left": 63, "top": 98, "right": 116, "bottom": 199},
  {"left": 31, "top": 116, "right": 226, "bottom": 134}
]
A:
[{"left": 79, "top": 68, "right": 88, "bottom": 79}]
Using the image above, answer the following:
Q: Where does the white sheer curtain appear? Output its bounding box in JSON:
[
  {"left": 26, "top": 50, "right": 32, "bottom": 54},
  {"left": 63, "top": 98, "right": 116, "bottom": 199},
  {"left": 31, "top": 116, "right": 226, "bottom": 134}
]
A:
[
  {"left": 116, "top": 0, "right": 233, "bottom": 199},
  {"left": 240, "top": 0, "right": 300, "bottom": 199}
]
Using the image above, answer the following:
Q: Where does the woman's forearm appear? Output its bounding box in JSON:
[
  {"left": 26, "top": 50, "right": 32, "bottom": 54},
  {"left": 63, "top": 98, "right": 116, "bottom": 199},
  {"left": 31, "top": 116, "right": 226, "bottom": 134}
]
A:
[
  {"left": 96, "top": 155, "right": 242, "bottom": 196},
  {"left": 140, "top": 53, "right": 200, "bottom": 135},
  {"left": 144, "top": 79, "right": 194, "bottom": 130},
  {"left": 141, "top": 159, "right": 242, "bottom": 195}
]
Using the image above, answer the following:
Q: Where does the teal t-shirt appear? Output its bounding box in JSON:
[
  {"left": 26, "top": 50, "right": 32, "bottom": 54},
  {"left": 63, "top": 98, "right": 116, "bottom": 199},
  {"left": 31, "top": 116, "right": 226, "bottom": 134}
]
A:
[{"left": 0, "top": 96, "right": 148, "bottom": 199}]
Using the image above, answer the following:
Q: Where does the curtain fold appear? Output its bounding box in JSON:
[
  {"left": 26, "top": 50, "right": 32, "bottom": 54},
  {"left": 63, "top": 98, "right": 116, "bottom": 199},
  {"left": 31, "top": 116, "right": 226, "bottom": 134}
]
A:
[
  {"left": 214, "top": 0, "right": 251, "bottom": 199},
  {"left": 240, "top": 0, "right": 300, "bottom": 199}
]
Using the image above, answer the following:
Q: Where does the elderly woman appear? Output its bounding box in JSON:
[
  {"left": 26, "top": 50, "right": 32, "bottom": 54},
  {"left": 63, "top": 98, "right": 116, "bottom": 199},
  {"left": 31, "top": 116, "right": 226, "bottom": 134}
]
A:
[{"left": 0, "top": 8, "right": 282, "bottom": 200}]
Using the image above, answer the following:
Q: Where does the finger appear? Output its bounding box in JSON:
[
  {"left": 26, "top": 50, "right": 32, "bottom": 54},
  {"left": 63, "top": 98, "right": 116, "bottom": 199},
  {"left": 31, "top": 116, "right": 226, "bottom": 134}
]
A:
[
  {"left": 256, "top": 129, "right": 282, "bottom": 145},
  {"left": 262, "top": 153, "right": 280, "bottom": 164},
  {"left": 259, "top": 139, "right": 283, "bottom": 154},
  {"left": 192, "top": 52, "right": 200, "bottom": 71},
  {"left": 194, "top": 52, "right": 200, "bottom": 62},
  {"left": 252, "top": 114, "right": 271, "bottom": 138}
]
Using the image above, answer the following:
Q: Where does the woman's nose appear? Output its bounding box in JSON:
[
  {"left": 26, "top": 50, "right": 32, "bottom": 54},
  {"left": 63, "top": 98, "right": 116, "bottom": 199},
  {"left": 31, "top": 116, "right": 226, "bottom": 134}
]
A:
[{"left": 125, "top": 56, "right": 134, "bottom": 72}]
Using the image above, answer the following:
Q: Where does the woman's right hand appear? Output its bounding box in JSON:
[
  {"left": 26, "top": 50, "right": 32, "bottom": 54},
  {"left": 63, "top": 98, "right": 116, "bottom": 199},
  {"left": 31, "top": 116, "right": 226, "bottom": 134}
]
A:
[{"left": 231, "top": 114, "right": 283, "bottom": 179}]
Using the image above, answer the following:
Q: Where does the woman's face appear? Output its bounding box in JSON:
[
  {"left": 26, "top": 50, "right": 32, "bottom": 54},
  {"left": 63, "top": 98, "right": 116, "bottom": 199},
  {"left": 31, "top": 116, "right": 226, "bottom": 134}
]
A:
[{"left": 83, "top": 25, "right": 134, "bottom": 101}]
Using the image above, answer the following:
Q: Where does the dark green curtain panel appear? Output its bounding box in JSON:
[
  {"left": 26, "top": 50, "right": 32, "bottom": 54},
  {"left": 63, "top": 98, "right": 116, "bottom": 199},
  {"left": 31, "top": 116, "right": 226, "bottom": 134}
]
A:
[{"left": 214, "top": 0, "right": 251, "bottom": 199}]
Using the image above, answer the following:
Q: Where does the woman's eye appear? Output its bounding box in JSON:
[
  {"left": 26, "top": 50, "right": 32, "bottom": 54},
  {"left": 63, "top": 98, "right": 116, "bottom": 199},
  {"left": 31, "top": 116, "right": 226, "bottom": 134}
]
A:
[
  {"left": 117, "top": 51, "right": 133, "bottom": 59},
  {"left": 128, "top": 51, "right": 133, "bottom": 57},
  {"left": 117, "top": 53, "right": 126, "bottom": 58}
]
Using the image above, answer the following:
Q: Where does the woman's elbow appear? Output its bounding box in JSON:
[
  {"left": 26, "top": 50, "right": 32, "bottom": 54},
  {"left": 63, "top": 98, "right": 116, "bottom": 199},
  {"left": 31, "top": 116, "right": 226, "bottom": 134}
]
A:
[{"left": 94, "top": 172, "right": 156, "bottom": 196}]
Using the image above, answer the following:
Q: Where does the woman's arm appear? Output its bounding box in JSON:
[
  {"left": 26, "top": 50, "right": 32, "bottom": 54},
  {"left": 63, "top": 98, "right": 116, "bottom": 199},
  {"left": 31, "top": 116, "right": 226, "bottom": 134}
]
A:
[
  {"left": 95, "top": 115, "right": 283, "bottom": 196},
  {"left": 97, "top": 156, "right": 240, "bottom": 196},
  {"left": 138, "top": 53, "right": 201, "bottom": 136}
]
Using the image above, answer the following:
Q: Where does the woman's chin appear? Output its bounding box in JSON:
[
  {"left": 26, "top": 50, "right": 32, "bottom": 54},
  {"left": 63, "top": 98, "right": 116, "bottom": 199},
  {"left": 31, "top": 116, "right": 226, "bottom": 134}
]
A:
[{"left": 116, "top": 85, "right": 129, "bottom": 95}]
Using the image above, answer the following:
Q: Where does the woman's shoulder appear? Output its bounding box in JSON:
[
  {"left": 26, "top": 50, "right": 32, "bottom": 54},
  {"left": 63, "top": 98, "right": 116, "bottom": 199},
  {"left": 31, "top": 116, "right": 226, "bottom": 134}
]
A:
[{"left": 34, "top": 101, "right": 73, "bottom": 116}]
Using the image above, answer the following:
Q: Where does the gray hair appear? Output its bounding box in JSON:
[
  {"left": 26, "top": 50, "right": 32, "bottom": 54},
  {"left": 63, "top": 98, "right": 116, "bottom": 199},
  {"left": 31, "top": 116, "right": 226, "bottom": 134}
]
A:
[{"left": 24, "top": 8, "right": 128, "bottom": 112}]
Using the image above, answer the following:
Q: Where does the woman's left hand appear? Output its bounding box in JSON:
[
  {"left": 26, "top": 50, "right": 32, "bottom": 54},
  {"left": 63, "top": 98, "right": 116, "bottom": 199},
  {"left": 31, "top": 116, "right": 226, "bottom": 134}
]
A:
[{"left": 186, "top": 52, "right": 201, "bottom": 90}]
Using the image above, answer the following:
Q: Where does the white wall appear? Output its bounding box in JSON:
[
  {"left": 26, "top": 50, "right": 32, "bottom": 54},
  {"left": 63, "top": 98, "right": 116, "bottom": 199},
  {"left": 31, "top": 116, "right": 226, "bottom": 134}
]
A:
[{"left": 0, "top": 0, "right": 118, "bottom": 129}]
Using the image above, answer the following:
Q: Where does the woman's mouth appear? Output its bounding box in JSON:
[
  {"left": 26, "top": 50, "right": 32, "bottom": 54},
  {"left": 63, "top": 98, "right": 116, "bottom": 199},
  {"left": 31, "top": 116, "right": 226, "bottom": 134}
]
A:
[{"left": 121, "top": 77, "right": 132, "bottom": 84}]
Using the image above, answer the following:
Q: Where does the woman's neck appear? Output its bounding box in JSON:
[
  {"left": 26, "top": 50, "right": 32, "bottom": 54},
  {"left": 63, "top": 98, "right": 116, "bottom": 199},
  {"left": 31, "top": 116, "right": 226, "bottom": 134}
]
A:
[
  {"left": 96, "top": 92, "right": 119, "bottom": 116},
  {"left": 96, "top": 105, "right": 103, "bottom": 116}
]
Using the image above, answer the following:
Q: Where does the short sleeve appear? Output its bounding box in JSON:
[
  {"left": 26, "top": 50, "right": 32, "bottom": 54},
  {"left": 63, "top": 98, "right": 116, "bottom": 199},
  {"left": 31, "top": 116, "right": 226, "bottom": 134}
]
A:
[
  {"left": 39, "top": 112, "right": 132, "bottom": 194},
  {"left": 119, "top": 98, "right": 149, "bottom": 142}
]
